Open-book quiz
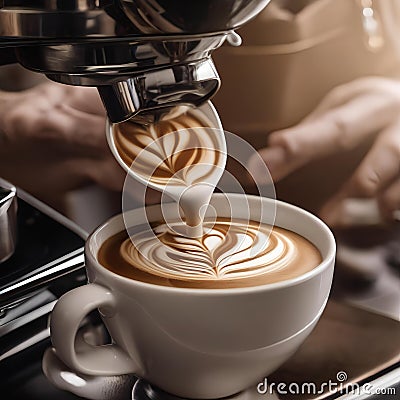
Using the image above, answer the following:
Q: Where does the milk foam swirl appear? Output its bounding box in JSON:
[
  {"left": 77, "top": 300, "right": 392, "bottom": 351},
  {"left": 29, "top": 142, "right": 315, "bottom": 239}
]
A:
[
  {"left": 120, "top": 219, "right": 297, "bottom": 281},
  {"left": 113, "top": 107, "right": 225, "bottom": 190}
]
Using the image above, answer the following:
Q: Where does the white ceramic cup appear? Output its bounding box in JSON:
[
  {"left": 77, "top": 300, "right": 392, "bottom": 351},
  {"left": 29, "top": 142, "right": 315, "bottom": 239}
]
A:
[{"left": 50, "top": 194, "right": 335, "bottom": 399}]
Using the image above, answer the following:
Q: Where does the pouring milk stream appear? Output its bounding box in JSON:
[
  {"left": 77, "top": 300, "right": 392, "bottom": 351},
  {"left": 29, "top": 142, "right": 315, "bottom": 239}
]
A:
[{"left": 108, "top": 106, "right": 227, "bottom": 238}]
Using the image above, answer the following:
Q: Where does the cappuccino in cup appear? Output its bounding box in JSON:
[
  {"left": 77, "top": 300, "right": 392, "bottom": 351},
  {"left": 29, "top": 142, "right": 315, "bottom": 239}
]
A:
[
  {"left": 99, "top": 217, "right": 322, "bottom": 289},
  {"left": 50, "top": 194, "right": 335, "bottom": 399}
]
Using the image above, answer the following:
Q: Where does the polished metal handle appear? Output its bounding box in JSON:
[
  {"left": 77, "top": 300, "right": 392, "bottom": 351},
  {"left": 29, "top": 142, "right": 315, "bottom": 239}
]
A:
[
  {"left": 98, "top": 58, "right": 220, "bottom": 123},
  {"left": 0, "top": 182, "right": 17, "bottom": 263}
]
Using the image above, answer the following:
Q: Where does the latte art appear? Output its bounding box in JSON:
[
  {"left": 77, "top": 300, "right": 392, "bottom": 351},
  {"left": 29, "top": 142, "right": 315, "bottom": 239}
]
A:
[
  {"left": 114, "top": 109, "right": 225, "bottom": 189},
  {"left": 121, "top": 219, "right": 293, "bottom": 281}
]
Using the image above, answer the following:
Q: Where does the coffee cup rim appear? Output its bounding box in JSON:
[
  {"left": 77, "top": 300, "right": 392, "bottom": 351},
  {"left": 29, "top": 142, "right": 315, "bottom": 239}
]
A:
[{"left": 86, "top": 194, "right": 335, "bottom": 295}]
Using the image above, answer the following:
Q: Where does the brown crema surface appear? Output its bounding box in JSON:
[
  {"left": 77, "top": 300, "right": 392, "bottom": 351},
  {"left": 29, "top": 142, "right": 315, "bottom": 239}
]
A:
[{"left": 98, "top": 218, "right": 322, "bottom": 289}]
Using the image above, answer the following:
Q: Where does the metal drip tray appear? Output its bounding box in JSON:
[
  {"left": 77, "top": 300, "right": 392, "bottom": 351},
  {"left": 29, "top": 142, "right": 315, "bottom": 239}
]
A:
[{"left": 0, "top": 178, "right": 86, "bottom": 364}]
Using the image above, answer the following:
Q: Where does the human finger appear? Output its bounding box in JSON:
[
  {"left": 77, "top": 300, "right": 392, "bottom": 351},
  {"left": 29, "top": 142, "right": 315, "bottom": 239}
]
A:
[
  {"left": 250, "top": 92, "right": 398, "bottom": 182},
  {"left": 82, "top": 157, "right": 126, "bottom": 192},
  {"left": 320, "top": 122, "right": 400, "bottom": 225},
  {"left": 27, "top": 104, "right": 108, "bottom": 156},
  {"left": 67, "top": 87, "right": 106, "bottom": 116},
  {"left": 378, "top": 178, "right": 400, "bottom": 220},
  {"left": 304, "top": 77, "right": 400, "bottom": 121}
]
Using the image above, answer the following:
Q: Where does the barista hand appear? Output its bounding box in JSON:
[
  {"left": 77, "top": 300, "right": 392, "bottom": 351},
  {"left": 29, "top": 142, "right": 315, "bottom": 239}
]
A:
[
  {"left": 248, "top": 77, "right": 400, "bottom": 224},
  {"left": 0, "top": 82, "right": 124, "bottom": 195}
]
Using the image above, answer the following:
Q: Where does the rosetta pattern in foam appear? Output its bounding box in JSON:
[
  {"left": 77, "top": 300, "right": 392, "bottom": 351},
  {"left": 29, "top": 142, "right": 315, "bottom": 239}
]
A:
[{"left": 120, "top": 219, "right": 297, "bottom": 281}]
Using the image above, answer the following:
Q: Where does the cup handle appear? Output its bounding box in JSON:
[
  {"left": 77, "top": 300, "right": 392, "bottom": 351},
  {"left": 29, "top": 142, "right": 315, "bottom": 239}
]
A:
[{"left": 50, "top": 283, "right": 138, "bottom": 376}]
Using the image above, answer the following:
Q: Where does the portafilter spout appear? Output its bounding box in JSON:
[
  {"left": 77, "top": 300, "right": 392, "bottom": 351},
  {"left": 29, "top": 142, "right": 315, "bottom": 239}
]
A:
[{"left": 97, "top": 58, "right": 220, "bottom": 123}]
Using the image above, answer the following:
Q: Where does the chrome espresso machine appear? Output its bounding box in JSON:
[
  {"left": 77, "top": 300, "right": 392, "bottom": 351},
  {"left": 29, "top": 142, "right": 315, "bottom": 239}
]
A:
[
  {"left": 0, "top": 0, "right": 270, "bottom": 123},
  {"left": 0, "top": 1, "right": 272, "bottom": 399}
]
